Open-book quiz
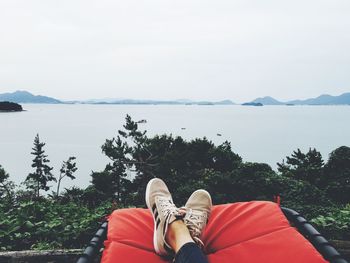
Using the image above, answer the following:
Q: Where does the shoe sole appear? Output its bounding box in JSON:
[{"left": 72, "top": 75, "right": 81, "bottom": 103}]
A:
[{"left": 145, "top": 178, "right": 161, "bottom": 255}]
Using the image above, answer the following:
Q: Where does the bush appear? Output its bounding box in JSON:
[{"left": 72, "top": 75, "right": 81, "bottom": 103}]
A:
[
  {"left": 311, "top": 204, "right": 350, "bottom": 240},
  {"left": 0, "top": 199, "right": 112, "bottom": 251}
]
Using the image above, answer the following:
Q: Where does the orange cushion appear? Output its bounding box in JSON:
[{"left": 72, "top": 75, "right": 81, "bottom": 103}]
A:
[{"left": 101, "top": 201, "right": 327, "bottom": 263}]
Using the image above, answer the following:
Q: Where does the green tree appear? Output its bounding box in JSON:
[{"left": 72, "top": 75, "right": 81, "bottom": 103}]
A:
[
  {"left": 0, "top": 165, "right": 14, "bottom": 203},
  {"left": 98, "top": 115, "right": 243, "bottom": 206},
  {"left": 99, "top": 115, "right": 145, "bottom": 204},
  {"left": 91, "top": 171, "right": 117, "bottom": 200},
  {"left": 25, "top": 134, "right": 56, "bottom": 198},
  {"left": 323, "top": 146, "right": 350, "bottom": 204},
  {"left": 0, "top": 165, "right": 10, "bottom": 197},
  {"left": 131, "top": 135, "right": 242, "bottom": 206},
  {"left": 277, "top": 148, "right": 324, "bottom": 186},
  {"left": 59, "top": 186, "right": 85, "bottom": 204},
  {"left": 197, "top": 163, "right": 281, "bottom": 205},
  {"left": 100, "top": 137, "right": 130, "bottom": 204},
  {"left": 56, "top": 157, "right": 78, "bottom": 198}
]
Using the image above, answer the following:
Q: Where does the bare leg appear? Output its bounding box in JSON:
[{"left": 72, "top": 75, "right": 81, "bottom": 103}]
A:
[
  {"left": 166, "top": 220, "right": 195, "bottom": 253},
  {"left": 166, "top": 220, "right": 209, "bottom": 263}
]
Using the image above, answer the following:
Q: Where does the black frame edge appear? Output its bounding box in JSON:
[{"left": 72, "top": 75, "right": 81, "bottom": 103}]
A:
[
  {"left": 76, "top": 221, "right": 108, "bottom": 263},
  {"left": 281, "top": 207, "right": 348, "bottom": 263}
]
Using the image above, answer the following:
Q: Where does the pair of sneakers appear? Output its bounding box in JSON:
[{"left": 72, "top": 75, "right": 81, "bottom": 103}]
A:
[{"left": 145, "top": 178, "right": 212, "bottom": 256}]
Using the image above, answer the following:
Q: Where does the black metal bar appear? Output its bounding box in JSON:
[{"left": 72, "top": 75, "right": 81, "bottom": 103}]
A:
[
  {"left": 281, "top": 207, "right": 348, "bottom": 263},
  {"left": 76, "top": 221, "right": 108, "bottom": 263}
]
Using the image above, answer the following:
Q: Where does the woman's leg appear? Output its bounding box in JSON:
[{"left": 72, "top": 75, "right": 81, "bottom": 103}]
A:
[
  {"left": 166, "top": 220, "right": 209, "bottom": 263},
  {"left": 166, "top": 220, "right": 194, "bottom": 253},
  {"left": 145, "top": 178, "right": 210, "bottom": 263}
]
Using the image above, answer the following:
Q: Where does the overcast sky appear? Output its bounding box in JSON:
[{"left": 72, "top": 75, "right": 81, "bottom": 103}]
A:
[{"left": 0, "top": 0, "right": 349, "bottom": 103}]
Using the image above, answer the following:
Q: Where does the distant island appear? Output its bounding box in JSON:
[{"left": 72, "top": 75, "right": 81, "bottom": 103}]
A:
[
  {"left": 0, "top": 101, "right": 23, "bottom": 112},
  {"left": 1, "top": 90, "right": 350, "bottom": 106},
  {"left": 242, "top": 102, "right": 263, "bottom": 106}
]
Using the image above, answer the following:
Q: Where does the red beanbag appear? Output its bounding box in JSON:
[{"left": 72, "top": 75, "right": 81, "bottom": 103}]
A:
[{"left": 101, "top": 201, "right": 327, "bottom": 263}]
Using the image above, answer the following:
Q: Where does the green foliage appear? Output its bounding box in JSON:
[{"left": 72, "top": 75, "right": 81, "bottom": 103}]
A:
[
  {"left": 190, "top": 163, "right": 335, "bottom": 218},
  {"left": 99, "top": 116, "right": 344, "bottom": 220},
  {"left": 278, "top": 146, "right": 350, "bottom": 206},
  {"left": 59, "top": 186, "right": 86, "bottom": 204},
  {"left": 129, "top": 133, "right": 243, "bottom": 206},
  {"left": 276, "top": 177, "right": 335, "bottom": 218},
  {"left": 189, "top": 163, "right": 278, "bottom": 205},
  {"left": 323, "top": 146, "right": 350, "bottom": 204},
  {"left": 0, "top": 199, "right": 112, "bottom": 251},
  {"left": 90, "top": 171, "right": 118, "bottom": 201},
  {"left": 311, "top": 204, "right": 350, "bottom": 240},
  {"left": 0, "top": 165, "right": 9, "bottom": 183},
  {"left": 98, "top": 114, "right": 142, "bottom": 203},
  {"left": 98, "top": 115, "right": 242, "bottom": 206},
  {"left": 277, "top": 148, "right": 324, "bottom": 186},
  {"left": 0, "top": 165, "right": 15, "bottom": 205},
  {"left": 25, "top": 134, "right": 56, "bottom": 197}
]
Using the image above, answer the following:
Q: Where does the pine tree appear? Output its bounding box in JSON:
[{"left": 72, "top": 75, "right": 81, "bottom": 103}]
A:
[
  {"left": 25, "top": 134, "right": 56, "bottom": 198},
  {"left": 56, "top": 156, "right": 77, "bottom": 198},
  {"left": 99, "top": 114, "right": 146, "bottom": 204},
  {"left": 277, "top": 148, "right": 324, "bottom": 186}
]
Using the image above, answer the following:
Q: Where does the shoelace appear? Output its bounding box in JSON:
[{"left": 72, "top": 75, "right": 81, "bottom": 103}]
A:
[
  {"left": 183, "top": 208, "right": 207, "bottom": 248},
  {"left": 157, "top": 197, "right": 184, "bottom": 253},
  {"left": 158, "top": 197, "right": 182, "bottom": 220}
]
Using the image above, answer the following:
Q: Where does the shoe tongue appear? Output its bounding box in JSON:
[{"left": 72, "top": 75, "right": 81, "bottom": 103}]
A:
[{"left": 158, "top": 198, "right": 183, "bottom": 224}]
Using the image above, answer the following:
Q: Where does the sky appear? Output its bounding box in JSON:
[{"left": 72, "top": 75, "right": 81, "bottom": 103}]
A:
[{"left": 0, "top": 0, "right": 349, "bottom": 103}]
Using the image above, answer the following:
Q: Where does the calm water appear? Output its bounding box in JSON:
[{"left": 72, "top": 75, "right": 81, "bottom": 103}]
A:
[{"left": 1, "top": 104, "right": 349, "bottom": 189}]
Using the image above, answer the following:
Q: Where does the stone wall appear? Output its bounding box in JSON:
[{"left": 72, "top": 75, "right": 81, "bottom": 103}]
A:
[{"left": 0, "top": 249, "right": 83, "bottom": 263}]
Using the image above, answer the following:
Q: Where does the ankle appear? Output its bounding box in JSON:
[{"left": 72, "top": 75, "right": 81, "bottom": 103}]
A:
[{"left": 166, "top": 220, "right": 195, "bottom": 253}]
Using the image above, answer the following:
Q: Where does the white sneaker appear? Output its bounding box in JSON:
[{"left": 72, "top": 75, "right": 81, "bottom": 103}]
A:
[
  {"left": 145, "top": 178, "right": 182, "bottom": 256},
  {"left": 183, "top": 189, "right": 212, "bottom": 248}
]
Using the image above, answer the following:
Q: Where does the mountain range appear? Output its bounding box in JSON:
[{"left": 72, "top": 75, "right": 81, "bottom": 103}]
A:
[
  {"left": 1, "top": 90, "right": 350, "bottom": 105},
  {"left": 250, "top": 93, "right": 350, "bottom": 105},
  {"left": 78, "top": 98, "right": 235, "bottom": 105},
  {"left": 0, "top": 91, "right": 235, "bottom": 105},
  {"left": 0, "top": 90, "right": 61, "bottom": 104}
]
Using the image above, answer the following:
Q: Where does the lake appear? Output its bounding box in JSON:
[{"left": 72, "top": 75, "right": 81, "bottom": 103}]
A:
[{"left": 1, "top": 104, "right": 349, "bottom": 190}]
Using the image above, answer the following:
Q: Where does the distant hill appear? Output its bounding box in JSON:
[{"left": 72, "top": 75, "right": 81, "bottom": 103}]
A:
[
  {"left": 214, "top": 100, "right": 235, "bottom": 105},
  {"left": 250, "top": 96, "right": 284, "bottom": 105},
  {"left": 0, "top": 91, "right": 61, "bottom": 104},
  {"left": 287, "top": 93, "right": 350, "bottom": 105},
  {"left": 80, "top": 98, "right": 235, "bottom": 105},
  {"left": 247, "top": 92, "right": 350, "bottom": 105},
  {"left": 0, "top": 91, "right": 236, "bottom": 105},
  {"left": 3, "top": 90, "right": 349, "bottom": 105}
]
